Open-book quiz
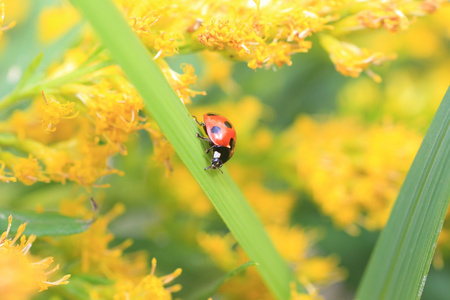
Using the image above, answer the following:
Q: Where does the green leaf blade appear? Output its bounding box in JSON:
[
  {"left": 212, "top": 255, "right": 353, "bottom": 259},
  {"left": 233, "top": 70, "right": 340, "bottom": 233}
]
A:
[
  {"left": 0, "top": 209, "right": 91, "bottom": 236},
  {"left": 356, "top": 88, "right": 450, "bottom": 300}
]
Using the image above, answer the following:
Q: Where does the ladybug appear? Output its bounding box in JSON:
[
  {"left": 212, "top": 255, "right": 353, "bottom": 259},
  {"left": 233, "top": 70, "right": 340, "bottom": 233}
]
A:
[{"left": 194, "top": 113, "right": 237, "bottom": 173}]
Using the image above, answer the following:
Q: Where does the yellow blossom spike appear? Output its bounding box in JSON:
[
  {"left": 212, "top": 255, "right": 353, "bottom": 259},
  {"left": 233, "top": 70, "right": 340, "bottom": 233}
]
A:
[
  {"left": 32, "top": 257, "right": 54, "bottom": 270},
  {"left": 40, "top": 274, "right": 71, "bottom": 291},
  {"left": 38, "top": 3, "right": 80, "bottom": 43},
  {"left": 166, "top": 283, "right": 182, "bottom": 293},
  {"left": 290, "top": 281, "right": 324, "bottom": 300},
  {"left": 161, "top": 268, "right": 182, "bottom": 284},
  {"left": 7, "top": 154, "right": 50, "bottom": 186},
  {"left": 0, "top": 1, "right": 15, "bottom": 35},
  {"left": 44, "top": 263, "right": 60, "bottom": 276},
  {"left": 150, "top": 257, "right": 157, "bottom": 276},
  {"left": 0, "top": 216, "right": 70, "bottom": 296},
  {"left": 320, "top": 35, "right": 396, "bottom": 82},
  {"left": 0, "top": 161, "right": 17, "bottom": 183},
  {"left": 40, "top": 91, "right": 79, "bottom": 133},
  {"left": 12, "top": 222, "right": 27, "bottom": 245},
  {"left": 0, "top": 215, "right": 13, "bottom": 243}
]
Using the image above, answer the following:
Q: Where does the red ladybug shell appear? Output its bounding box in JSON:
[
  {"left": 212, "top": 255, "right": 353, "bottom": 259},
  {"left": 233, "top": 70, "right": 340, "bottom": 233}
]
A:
[{"left": 203, "top": 113, "right": 236, "bottom": 153}]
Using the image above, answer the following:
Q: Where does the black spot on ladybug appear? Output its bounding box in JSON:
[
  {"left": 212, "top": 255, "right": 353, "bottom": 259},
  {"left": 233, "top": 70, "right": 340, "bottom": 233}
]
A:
[
  {"left": 211, "top": 126, "right": 221, "bottom": 134},
  {"left": 224, "top": 121, "right": 232, "bottom": 128},
  {"left": 229, "top": 138, "right": 235, "bottom": 149},
  {"left": 207, "top": 113, "right": 218, "bottom": 116}
]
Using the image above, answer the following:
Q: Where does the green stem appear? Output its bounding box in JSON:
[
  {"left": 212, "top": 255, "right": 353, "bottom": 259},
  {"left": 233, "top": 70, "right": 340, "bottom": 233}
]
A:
[{"left": 0, "top": 60, "right": 112, "bottom": 111}]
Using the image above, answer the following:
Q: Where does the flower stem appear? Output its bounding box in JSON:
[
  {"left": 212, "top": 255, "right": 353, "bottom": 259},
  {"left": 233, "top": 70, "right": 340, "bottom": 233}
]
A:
[{"left": 0, "top": 60, "right": 112, "bottom": 111}]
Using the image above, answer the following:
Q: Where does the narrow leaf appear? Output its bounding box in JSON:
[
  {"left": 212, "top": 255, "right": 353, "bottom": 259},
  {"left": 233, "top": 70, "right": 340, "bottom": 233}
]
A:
[
  {"left": 356, "top": 88, "right": 450, "bottom": 300},
  {"left": 13, "top": 52, "right": 43, "bottom": 92},
  {"left": 0, "top": 209, "right": 92, "bottom": 236}
]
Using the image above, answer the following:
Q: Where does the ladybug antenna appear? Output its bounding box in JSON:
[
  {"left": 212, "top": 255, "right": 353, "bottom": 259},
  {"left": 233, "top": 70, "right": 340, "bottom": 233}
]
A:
[{"left": 204, "top": 166, "right": 223, "bottom": 174}]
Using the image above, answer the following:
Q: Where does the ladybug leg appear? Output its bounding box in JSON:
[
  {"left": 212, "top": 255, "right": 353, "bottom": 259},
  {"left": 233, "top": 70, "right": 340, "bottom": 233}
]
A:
[
  {"left": 205, "top": 146, "right": 214, "bottom": 154},
  {"left": 193, "top": 116, "right": 205, "bottom": 127},
  {"left": 196, "top": 133, "right": 211, "bottom": 143}
]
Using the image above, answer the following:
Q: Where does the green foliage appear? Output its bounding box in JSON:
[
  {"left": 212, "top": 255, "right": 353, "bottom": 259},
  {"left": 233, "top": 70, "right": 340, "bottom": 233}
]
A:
[
  {"left": 356, "top": 89, "right": 450, "bottom": 300},
  {"left": 0, "top": 209, "right": 91, "bottom": 236}
]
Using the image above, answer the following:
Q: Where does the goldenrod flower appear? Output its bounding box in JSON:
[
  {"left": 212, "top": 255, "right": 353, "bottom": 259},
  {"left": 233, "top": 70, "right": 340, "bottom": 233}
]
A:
[
  {"left": 0, "top": 160, "right": 16, "bottom": 182},
  {"left": 38, "top": 2, "right": 80, "bottom": 43},
  {"left": 355, "top": 0, "right": 446, "bottom": 32},
  {"left": 0, "top": 152, "right": 50, "bottom": 185},
  {"left": 199, "top": 51, "right": 240, "bottom": 95},
  {"left": 112, "top": 258, "right": 182, "bottom": 300},
  {"left": 39, "top": 91, "right": 79, "bottom": 134},
  {"left": 320, "top": 35, "right": 396, "bottom": 83},
  {"left": 54, "top": 198, "right": 182, "bottom": 299},
  {"left": 290, "top": 281, "right": 324, "bottom": 300},
  {"left": 0, "top": 0, "right": 16, "bottom": 39},
  {"left": 157, "top": 59, "right": 206, "bottom": 104},
  {"left": 112, "top": 0, "right": 444, "bottom": 79},
  {"left": 284, "top": 116, "right": 421, "bottom": 232},
  {"left": 0, "top": 216, "right": 70, "bottom": 300}
]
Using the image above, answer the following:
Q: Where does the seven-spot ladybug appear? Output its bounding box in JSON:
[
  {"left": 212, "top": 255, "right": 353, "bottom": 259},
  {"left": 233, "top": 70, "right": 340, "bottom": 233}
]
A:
[{"left": 194, "top": 113, "right": 237, "bottom": 173}]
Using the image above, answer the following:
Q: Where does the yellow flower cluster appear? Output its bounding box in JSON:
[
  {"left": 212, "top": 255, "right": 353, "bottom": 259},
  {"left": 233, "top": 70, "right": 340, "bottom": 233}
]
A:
[
  {"left": 0, "top": 0, "right": 15, "bottom": 39},
  {"left": 0, "top": 28, "right": 207, "bottom": 188},
  {"left": 54, "top": 197, "right": 182, "bottom": 300},
  {"left": 355, "top": 0, "right": 442, "bottom": 32},
  {"left": 114, "top": 0, "right": 446, "bottom": 79},
  {"left": 282, "top": 116, "right": 422, "bottom": 232},
  {"left": 320, "top": 35, "right": 397, "bottom": 83},
  {"left": 0, "top": 215, "right": 70, "bottom": 300}
]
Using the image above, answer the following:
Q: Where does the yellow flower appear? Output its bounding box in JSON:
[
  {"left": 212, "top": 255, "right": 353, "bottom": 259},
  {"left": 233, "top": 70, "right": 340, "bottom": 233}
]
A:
[
  {"left": 165, "top": 166, "right": 212, "bottom": 216},
  {"left": 153, "top": 31, "right": 184, "bottom": 59},
  {"left": 197, "top": 233, "right": 237, "bottom": 271},
  {"left": 197, "top": 209, "right": 344, "bottom": 299},
  {"left": 284, "top": 116, "right": 421, "bottom": 231},
  {"left": 112, "top": 258, "right": 182, "bottom": 300},
  {"left": 157, "top": 59, "right": 206, "bottom": 104},
  {"left": 0, "top": 0, "right": 16, "bottom": 39},
  {"left": 355, "top": 0, "right": 446, "bottom": 32},
  {"left": 196, "top": 2, "right": 329, "bottom": 70},
  {"left": 55, "top": 198, "right": 183, "bottom": 299},
  {"left": 38, "top": 2, "right": 80, "bottom": 43},
  {"left": 147, "top": 125, "right": 175, "bottom": 177},
  {"left": 290, "top": 281, "right": 324, "bottom": 300},
  {"left": 199, "top": 51, "right": 240, "bottom": 95},
  {"left": 1, "top": 0, "right": 28, "bottom": 26},
  {"left": 113, "top": 0, "right": 443, "bottom": 77},
  {"left": 39, "top": 91, "right": 79, "bottom": 134},
  {"left": 73, "top": 71, "right": 147, "bottom": 154},
  {"left": 320, "top": 35, "right": 396, "bottom": 82},
  {"left": 0, "top": 216, "right": 70, "bottom": 300},
  {"left": 296, "top": 256, "right": 345, "bottom": 285},
  {"left": 0, "top": 160, "right": 16, "bottom": 182},
  {"left": 1, "top": 153, "right": 50, "bottom": 185},
  {"left": 57, "top": 201, "right": 148, "bottom": 281}
]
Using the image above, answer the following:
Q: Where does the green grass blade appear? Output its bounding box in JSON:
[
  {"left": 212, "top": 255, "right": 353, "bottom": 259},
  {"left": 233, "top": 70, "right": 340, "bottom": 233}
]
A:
[
  {"left": 356, "top": 88, "right": 450, "bottom": 300},
  {"left": 68, "top": 0, "right": 294, "bottom": 299}
]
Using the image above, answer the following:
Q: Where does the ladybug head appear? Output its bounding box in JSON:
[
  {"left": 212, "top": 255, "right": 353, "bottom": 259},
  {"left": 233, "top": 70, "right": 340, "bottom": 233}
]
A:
[
  {"left": 205, "top": 157, "right": 224, "bottom": 173},
  {"left": 204, "top": 147, "right": 232, "bottom": 173}
]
